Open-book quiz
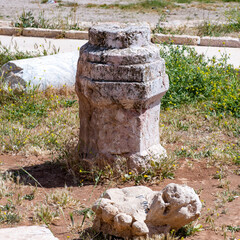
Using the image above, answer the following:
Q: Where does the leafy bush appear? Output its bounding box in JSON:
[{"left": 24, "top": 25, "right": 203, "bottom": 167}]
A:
[{"left": 160, "top": 45, "right": 240, "bottom": 117}]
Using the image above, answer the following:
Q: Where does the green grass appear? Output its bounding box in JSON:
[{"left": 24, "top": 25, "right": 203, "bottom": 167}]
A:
[
  {"left": 33, "top": 204, "right": 59, "bottom": 225},
  {"left": 0, "top": 86, "right": 78, "bottom": 153},
  {"left": 223, "top": 0, "right": 240, "bottom": 2}
]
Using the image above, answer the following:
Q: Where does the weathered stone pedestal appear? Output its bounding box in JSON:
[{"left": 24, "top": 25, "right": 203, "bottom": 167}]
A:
[{"left": 75, "top": 24, "right": 169, "bottom": 170}]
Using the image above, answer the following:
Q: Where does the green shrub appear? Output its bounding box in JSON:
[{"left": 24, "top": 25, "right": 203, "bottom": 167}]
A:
[{"left": 160, "top": 45, "right": 240, "bottom": 117}]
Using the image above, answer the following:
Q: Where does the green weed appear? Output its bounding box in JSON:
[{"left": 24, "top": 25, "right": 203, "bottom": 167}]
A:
[
  {"left": 159, "top": 45, "right": 240, "bottom": 117},
  {"left": 75, "top": 208, "right": 95, "bottom": 227},
  {"left": 33, "top": 204, "right": 59, "bottom": 225},
  {"left": 0, "top": 201, "right": 21, "bottom": 224},
  {"left": 196, "top": 9, "right": 240, "bottom": 36},
  {"left": 47, "top": 189, "right": 80, "bottom": 208},
  {"left": 176, "top": 223, "right": 203, "bottom": 237},
  {"left": 0, "top": 43, "right": 38, "bottom": 67},
  {"left": 23, "top": 192, "right": 35, "bottom": 201},
  {"left": 227, "top": 225, "right": 240, "bottom": 232},
  {"left": 14, "top": 10, "right": 83, "bottom": 31}
]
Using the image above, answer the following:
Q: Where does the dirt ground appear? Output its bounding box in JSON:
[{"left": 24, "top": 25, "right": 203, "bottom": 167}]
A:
[
  {"left": 0, "top": 152, "right": 239, "bottom": 240},
  {"left": 0, "top": 0, "right": 239, "bottom": 30}
]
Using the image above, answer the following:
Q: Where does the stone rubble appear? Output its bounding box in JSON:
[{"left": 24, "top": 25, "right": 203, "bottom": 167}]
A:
[{"left": 92, "top": 183, "right": 202, "bottom": 239}]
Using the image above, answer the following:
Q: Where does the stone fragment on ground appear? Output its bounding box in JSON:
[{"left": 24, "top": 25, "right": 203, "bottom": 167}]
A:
[
  {"left": 92, "top": 183, "right": 202, "bottom": 239},
  {"left": 1, "top": 51, "right": 79, "bottom": 90},
  {"left": 0, "top": 226, "right": 59, "bottom": 240}
]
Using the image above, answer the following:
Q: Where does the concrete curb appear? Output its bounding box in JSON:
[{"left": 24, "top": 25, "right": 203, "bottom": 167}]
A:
[
  {"left": 0, "top": 27, "right": 22, "bottom": 36},
  {"left": 200, "top": 36, "right": 240, "bottom": 48},
  {"left": 23, "top": 28, "right": 63, "bottom": 38},
  {"left": 64, "top": 30, "right": 88, "bottom": 39},
  {"left": 0, "top": 27, "right": 239, "bottom": 48},
  {"left": 152, "top": 33, "right": 200, "bottom": 46},
  {"left": 0, "top": 27, "right": 89, "bottom": 40}
]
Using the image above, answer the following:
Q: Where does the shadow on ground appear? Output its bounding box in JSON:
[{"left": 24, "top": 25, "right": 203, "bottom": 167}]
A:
[
  {"left": 6, "top": 161, "right": 81, "bottom": 188},
  {"left": 73, "top": 228, "right": 124, "bottom": 240}
]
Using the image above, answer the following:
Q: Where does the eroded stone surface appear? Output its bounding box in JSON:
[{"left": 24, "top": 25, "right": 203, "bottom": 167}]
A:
[
  {"left": 92, "top": 184, "right": 202, "bottom": 239},
  {"left": 76, "top": 24, "right": 169, "bottom": 170},
  {"left": 78, "top": 60, "right": 165, "bottom": 82},
  {"left": 80, "top": 42, "right": 161, "bottom": 65},
  {"left": 0, "top": 226, "right": 59, "bottom": 240},
  {"left": 89, "top": 24, "right": 151, "bottom": 49}
]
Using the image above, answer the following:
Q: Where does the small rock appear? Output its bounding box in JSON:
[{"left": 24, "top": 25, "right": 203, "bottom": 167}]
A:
[
  {"left": 132, "top": 221, "right": 149, "bottom": 236},
  {"left": 114, "top": 213, "right": 133, "bottom": 231}
]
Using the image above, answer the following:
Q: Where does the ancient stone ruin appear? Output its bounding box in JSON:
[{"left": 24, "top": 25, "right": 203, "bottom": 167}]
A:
[
  {"left": 75, "top": 24, "right": 169, "bottom": 170},
  {"left": 92, "top": 183, "right": 202, "bottom": 239}
]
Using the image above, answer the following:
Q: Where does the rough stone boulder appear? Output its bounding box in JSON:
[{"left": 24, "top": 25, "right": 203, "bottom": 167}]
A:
[{"left": 92, "top": 183, "right": 202, "bottom": 239}]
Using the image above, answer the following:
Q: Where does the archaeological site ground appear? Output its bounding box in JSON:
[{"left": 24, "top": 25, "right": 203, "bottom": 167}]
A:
[{"left": 0, "top": 0, "right": 239, "bottom": 240}]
